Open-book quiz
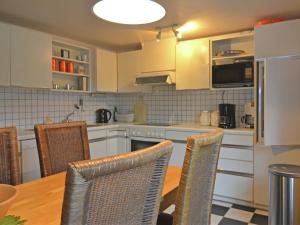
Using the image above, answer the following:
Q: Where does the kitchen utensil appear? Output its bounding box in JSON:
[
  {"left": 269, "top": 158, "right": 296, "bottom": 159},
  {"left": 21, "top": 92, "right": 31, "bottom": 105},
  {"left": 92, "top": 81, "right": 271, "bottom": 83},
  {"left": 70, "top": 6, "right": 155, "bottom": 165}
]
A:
[
  {"left": 61, "top": 49, "right": 70, "bottom": 58},
  {"left": 0, "top": 184, "right": 18, "bottom": 218},
  {"left": 241, "top": 114, "right": 254, "bottom": 128},
  {"left": 200, "top": 111, "right": 211, "bottom": 126},
  {"left": 52, "top": 59, "right": 57, "bottom": 71},
  {"left": 96, "top": 109, "right": 112, "bottom": 123},
  {"left": 211, "top": 110, "right": 220, "bottom": 127},
  {"left": 134, "top": 96, "right": 147, "bottom": 123},
  {"left": 82, "top": 54, "right": 88, "bottom": 62},
  {"left": 219, "top": 104, "right": 236, "bottom": 128},
  {"left": 59, "top": 60, "right": 66, "bottom": 72},
  {"left": 216, "top": 50, "right": 245, "bottom": 57},
  {"left": 78, "top": 65, "right": 85, "bottom": 74},
  {"left": 66, "top": 62, "right": 74, "bottom": 73}
]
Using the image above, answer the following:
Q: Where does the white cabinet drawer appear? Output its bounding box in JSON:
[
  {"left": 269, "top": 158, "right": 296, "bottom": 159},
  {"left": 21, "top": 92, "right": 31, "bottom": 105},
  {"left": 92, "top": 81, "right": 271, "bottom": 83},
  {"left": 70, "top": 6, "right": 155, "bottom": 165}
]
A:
[
  {"left": 214, "top": 173, "right": 253, "bottom": 202},
  {"left": 222, "top": 134, "right": 253, "bottom": 146},
  {"left": 218, "top": 159, "right": 253, "bottom": 174},
  {"left": 220, "top": 147, "right": 253, "bottom": 161},
  {"left": 166, "top": 130, "right": 201, "bottom": 141},
  {"left": 88, "top": 129, "right": 106, "bottom": 140}
]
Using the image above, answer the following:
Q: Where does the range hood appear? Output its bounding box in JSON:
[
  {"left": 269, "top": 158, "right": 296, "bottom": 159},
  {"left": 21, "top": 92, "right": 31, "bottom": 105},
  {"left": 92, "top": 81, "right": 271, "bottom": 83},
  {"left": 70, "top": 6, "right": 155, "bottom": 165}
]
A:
[{"left": 135, "top": 71, "right": 176, "bottom": 86}]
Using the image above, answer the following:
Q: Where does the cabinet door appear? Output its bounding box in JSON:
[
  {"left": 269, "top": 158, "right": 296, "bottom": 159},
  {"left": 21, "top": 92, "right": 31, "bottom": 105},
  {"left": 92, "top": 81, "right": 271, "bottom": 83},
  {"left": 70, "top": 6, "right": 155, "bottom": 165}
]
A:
[
  {"left": 117, "top": 50, "right": 141, "bottom": 92},
  {"left": 0, "top": 22, "right": 10, "bottom": 86},
  {"left": 176, "top": 38, "right": 210, "bottom": 90},
  {"left": 141, "top": 38, "right": 176, "bottom": 72},
  {"left": 90, "top": 140, "right": 107, "bottom": 159},
  {"left": 96, "top": 48, "right": 117, "bottom": 92},
  {"left": 169, "top": 142, "right": 186, "bottom": 167},
  {"left": 11, "top": 25, "right": 52, "bottom": 88},
  {"left": 255, "top": 19, "right": 300, "bottom": 59},
  {"left": 20, "top": 139, "right": 41, "bottom": 183},
  {"left": 107, "top": 137, "right": 128, "bottom": 156}
]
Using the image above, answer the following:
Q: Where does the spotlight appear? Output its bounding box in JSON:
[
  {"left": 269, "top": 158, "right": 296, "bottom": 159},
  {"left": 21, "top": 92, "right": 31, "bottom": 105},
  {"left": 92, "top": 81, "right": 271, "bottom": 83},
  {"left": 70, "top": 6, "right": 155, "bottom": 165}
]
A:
[
  {"left": 172, "top": 26, "right": 182, "bottom": 39},
  {"left": 156, "top": 30, "right": 161, "bottom": 42}
]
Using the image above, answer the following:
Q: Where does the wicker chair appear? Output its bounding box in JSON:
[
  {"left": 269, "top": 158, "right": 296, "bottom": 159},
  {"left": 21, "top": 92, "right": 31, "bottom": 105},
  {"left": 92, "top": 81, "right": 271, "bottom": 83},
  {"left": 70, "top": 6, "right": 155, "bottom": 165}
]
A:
[
  {"left": 0, "top": 127, "right": 21, "bottom": 185},
  {"left": 157, "top": 129, "right": 223, "bottom": 225},
  {"left": 34, "top": 122, "right": 90, "bottom": 177},
  {"left": 61, "top": 140, "right": 173, "bottom": 225}
]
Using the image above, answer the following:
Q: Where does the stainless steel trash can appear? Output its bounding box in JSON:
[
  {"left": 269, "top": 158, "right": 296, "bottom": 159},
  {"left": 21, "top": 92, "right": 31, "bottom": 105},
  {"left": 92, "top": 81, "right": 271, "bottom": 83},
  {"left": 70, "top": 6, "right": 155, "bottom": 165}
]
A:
[{"left": 269, "top": 164, "right": 300, "bottom": 225}]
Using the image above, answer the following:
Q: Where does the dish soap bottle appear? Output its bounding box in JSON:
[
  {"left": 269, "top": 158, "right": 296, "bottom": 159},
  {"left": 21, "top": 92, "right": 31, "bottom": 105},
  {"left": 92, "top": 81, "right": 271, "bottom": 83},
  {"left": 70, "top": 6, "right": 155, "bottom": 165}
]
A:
[
  {"left": 113, "top": 106, "right": 118, "bottom": 122},
  {"left": 134, "top": 96, "right": 147, "bottom": 123}
]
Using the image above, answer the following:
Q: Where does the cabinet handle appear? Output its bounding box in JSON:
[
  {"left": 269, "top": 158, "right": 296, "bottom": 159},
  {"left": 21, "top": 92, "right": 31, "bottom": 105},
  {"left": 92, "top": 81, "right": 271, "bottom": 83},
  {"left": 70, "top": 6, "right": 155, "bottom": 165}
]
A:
[{"left": 217, "top": 169, "right": 253, "bottom": 178}]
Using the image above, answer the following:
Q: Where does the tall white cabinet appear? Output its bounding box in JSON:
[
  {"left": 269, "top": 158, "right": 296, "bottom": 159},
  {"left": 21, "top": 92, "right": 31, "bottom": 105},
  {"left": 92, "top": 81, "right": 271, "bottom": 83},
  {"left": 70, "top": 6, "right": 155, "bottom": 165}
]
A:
[
  {"left": 11, "top": 25, "right": 52, "bottom": 88},
  {"left": 0, "top": 22, "right": 10, "bottom": 86}
]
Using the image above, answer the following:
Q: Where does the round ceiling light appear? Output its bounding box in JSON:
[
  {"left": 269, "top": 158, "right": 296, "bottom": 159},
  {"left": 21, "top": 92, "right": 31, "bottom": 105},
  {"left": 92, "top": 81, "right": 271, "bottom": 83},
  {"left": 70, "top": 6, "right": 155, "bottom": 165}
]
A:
[{"left": 92, "top": 0, "right": 166, "bottom": 25}]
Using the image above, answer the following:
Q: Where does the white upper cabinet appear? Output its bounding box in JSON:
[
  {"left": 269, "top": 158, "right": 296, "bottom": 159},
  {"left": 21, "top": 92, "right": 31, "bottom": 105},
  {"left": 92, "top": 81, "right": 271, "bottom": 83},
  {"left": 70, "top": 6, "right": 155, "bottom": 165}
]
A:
[
  {"left": 117, "top": 50, "right": 141, "bottom": 93},
  {"left": 141, "top": 38, "right": 176, "bottom": 72},
  {"left": 11, "top": 25, "right": 52, "bottom": 88},
  {"left": 96, "top": 48, "right": 117, "bottom": 92},
  {"left": 176, "top": 38, "right": 210, "bottom": 90},
  {"left": 0, "top": 22, "right": 10, "bottom": 86},
  {"left": 255, "top": 19, "right": 300, "bottom": 59}
]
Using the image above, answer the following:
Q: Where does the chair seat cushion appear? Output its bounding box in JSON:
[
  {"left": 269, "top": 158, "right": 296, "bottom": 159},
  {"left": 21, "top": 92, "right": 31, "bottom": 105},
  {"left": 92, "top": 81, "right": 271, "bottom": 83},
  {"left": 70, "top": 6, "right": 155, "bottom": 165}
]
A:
[{"left": 157, "top": 212, "right": 173, "bottom": 225}]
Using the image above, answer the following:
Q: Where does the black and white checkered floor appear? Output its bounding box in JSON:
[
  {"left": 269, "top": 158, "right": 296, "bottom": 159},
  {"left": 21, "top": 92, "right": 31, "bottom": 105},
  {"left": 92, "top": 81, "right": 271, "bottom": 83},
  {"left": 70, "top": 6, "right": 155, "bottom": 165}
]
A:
[{"left": 165, "top": 200, "right": 268, "bottom": 225}]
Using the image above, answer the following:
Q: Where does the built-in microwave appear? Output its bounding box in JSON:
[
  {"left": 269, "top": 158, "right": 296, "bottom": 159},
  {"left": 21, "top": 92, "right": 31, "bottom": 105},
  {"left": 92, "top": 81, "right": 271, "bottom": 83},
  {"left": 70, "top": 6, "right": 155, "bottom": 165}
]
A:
[{"left": 212, "top": 61, "right": 254, "bottom": 88}]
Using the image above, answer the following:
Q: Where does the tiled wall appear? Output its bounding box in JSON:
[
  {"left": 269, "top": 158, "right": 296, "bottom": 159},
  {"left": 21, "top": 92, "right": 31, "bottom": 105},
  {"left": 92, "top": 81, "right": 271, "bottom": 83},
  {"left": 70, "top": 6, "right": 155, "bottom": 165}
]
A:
[
  {"left": 117, "top": 86, "right": 254, "bottom": 127},
  {"left": 0, "top": 86, "right": 254, "bottom": 129},
  {"left": 0, "top": 87, "right": 117, "bottom": 129}
]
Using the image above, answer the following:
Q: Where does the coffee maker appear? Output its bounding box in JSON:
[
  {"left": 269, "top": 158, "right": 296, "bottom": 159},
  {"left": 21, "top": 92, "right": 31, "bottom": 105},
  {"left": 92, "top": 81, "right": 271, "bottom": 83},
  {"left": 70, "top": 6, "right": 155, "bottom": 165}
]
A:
[{"left": 219, "top": 104, "right": 236, "bottom": 129}]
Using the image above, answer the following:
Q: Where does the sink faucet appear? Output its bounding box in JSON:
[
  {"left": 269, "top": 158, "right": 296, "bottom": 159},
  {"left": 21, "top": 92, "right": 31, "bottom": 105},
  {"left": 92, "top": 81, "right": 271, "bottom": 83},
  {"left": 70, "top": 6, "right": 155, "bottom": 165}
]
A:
[{"left": 62, "top": 104, "right": 80, "bottom": 123}]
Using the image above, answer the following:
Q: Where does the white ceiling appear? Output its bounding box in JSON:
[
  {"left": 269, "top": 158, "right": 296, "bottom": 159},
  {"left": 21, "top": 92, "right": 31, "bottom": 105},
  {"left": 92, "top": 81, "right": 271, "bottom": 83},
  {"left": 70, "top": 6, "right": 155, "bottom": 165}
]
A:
[{"left": 0, "top": 0, "right": 299, "bottom": 51}]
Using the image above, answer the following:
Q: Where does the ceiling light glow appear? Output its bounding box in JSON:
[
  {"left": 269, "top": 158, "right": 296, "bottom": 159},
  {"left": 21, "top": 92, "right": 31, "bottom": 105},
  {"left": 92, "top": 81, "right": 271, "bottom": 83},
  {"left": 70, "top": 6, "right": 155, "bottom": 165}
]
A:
[
  {"left": 93, "top": 0, "right": 166, "bottom": 25},
  {"left": 178, "top": 21, "right": 199, "bottom": 33}
]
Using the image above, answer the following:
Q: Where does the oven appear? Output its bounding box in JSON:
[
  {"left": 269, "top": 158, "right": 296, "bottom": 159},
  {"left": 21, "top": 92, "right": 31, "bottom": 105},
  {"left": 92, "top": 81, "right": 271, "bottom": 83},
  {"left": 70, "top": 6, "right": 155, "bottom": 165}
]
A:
[{"left": 130, "top": 126, "right": 166, "bottom": 152}]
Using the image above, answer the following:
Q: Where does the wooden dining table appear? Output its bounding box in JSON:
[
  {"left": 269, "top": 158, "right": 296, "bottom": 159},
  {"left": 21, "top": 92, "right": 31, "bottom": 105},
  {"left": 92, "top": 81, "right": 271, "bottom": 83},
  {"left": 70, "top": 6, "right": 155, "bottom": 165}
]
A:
[{"left": 7, "top": 166, "right": 182, "bottom": 225}]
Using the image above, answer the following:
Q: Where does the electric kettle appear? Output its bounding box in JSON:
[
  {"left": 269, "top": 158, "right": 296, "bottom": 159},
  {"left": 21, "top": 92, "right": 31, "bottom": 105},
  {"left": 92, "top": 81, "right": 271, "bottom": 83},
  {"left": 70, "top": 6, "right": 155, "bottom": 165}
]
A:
[{"left": 96, "top": 109, "right": 112, "bottom": 123}]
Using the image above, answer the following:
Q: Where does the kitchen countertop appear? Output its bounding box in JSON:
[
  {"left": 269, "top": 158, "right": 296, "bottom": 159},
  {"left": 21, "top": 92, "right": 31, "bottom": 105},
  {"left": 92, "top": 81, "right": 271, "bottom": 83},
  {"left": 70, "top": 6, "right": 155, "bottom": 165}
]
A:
[{"left": 17, "top": 122, "right": 254, "bottom": 141}]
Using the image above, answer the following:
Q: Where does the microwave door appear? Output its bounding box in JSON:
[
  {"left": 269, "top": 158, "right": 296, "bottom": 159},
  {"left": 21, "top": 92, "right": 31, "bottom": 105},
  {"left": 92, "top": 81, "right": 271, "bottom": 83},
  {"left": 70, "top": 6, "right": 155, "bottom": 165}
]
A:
[{"left": 256, "top": 60, "right": 265, "bottom": 144}]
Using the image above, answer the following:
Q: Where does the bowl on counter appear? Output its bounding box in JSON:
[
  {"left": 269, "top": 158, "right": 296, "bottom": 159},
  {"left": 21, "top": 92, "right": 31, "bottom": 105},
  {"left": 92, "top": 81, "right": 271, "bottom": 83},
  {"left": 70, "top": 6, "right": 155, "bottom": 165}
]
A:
[
  {"left": 0, "top": 184, "right": 18, "bottom": 218},
  {"left": 116, "top": 113, "right": 134, "bottom": 122}
]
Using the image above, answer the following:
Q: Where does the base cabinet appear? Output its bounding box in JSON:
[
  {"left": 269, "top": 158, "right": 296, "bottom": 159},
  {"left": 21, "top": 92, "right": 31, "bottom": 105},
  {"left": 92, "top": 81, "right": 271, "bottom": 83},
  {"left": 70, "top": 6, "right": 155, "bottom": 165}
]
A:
[
  {"left": 89, "top": 140, "right": 107, "bottom": 159},
  {"left": 20, "top": 139, "right": 41, "bottom": 182},
  {"left": 169, "top": 142, "right": 186, "bottom": 167},
  {"left": 215, "top": 173, "right": 253, "bottom": 202}
]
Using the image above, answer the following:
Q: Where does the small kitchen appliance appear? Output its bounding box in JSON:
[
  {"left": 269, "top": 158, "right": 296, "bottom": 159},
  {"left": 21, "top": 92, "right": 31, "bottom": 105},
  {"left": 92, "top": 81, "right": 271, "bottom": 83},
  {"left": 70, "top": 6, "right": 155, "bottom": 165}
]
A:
[
  {"left": 96, "top": 109, "right": 112, "bottom": 123},
  {"left": 219, "top": 104, "right": 236, "bottom": 128},
  {"left": 241, "top": 102, "right": 255, "bottom": 128}
]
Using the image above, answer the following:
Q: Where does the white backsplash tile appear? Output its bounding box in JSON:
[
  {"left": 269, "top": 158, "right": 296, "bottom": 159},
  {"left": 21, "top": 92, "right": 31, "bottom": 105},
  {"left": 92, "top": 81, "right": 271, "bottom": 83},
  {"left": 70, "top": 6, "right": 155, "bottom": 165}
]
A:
[{"left": 0, "top": 85, "right": 253, "bottom": 129}]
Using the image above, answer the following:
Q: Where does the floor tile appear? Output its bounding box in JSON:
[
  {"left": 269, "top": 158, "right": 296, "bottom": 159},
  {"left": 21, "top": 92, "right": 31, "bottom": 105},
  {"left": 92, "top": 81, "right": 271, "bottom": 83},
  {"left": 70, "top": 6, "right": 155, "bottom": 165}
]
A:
[
  {"left": 218, "top": 217, "right": 248, "bottom": 225},
  {"left": 212, "top": 204, "right": 230, "bottom": 216},
  {"left": 232, "top": 204, "right": 256, "bottom": 212},
  {"left": 213, "top": 200, "right": 233, "bottom": 208},
  {"left": 224, "top": 208, "right": 254, "bottom": 223},
  {"left": 255, "top": 209, "right": 268, "bottom": 216},
  {"left": 164, "top": 204, "right": 175, "bottom": 214},
  {"left": 211, "top": 214, "right": 223, "bottom": 225},
  {"left": 250, "top": 214, "right": 268, "bottom": 225}
]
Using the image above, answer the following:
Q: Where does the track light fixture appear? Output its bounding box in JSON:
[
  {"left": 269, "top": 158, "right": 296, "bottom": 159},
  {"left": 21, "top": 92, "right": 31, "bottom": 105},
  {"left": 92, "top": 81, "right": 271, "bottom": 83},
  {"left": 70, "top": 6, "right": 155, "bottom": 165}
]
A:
[
  {"left": 156, "top": 30, "right": 162, "bottom": 42},
  {"left": 155, "top": 24, "right": 182, "bottom": 41},
  {"left": 172, "top": 26, "right": 182, "bottom": 39}
]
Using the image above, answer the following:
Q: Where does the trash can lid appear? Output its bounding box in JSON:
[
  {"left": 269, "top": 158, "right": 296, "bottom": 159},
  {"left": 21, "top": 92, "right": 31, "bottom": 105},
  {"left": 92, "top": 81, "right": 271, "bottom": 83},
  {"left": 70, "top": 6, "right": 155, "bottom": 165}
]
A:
[{"left": 269, "top": 164, "right": 300, "bottom": 178}]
